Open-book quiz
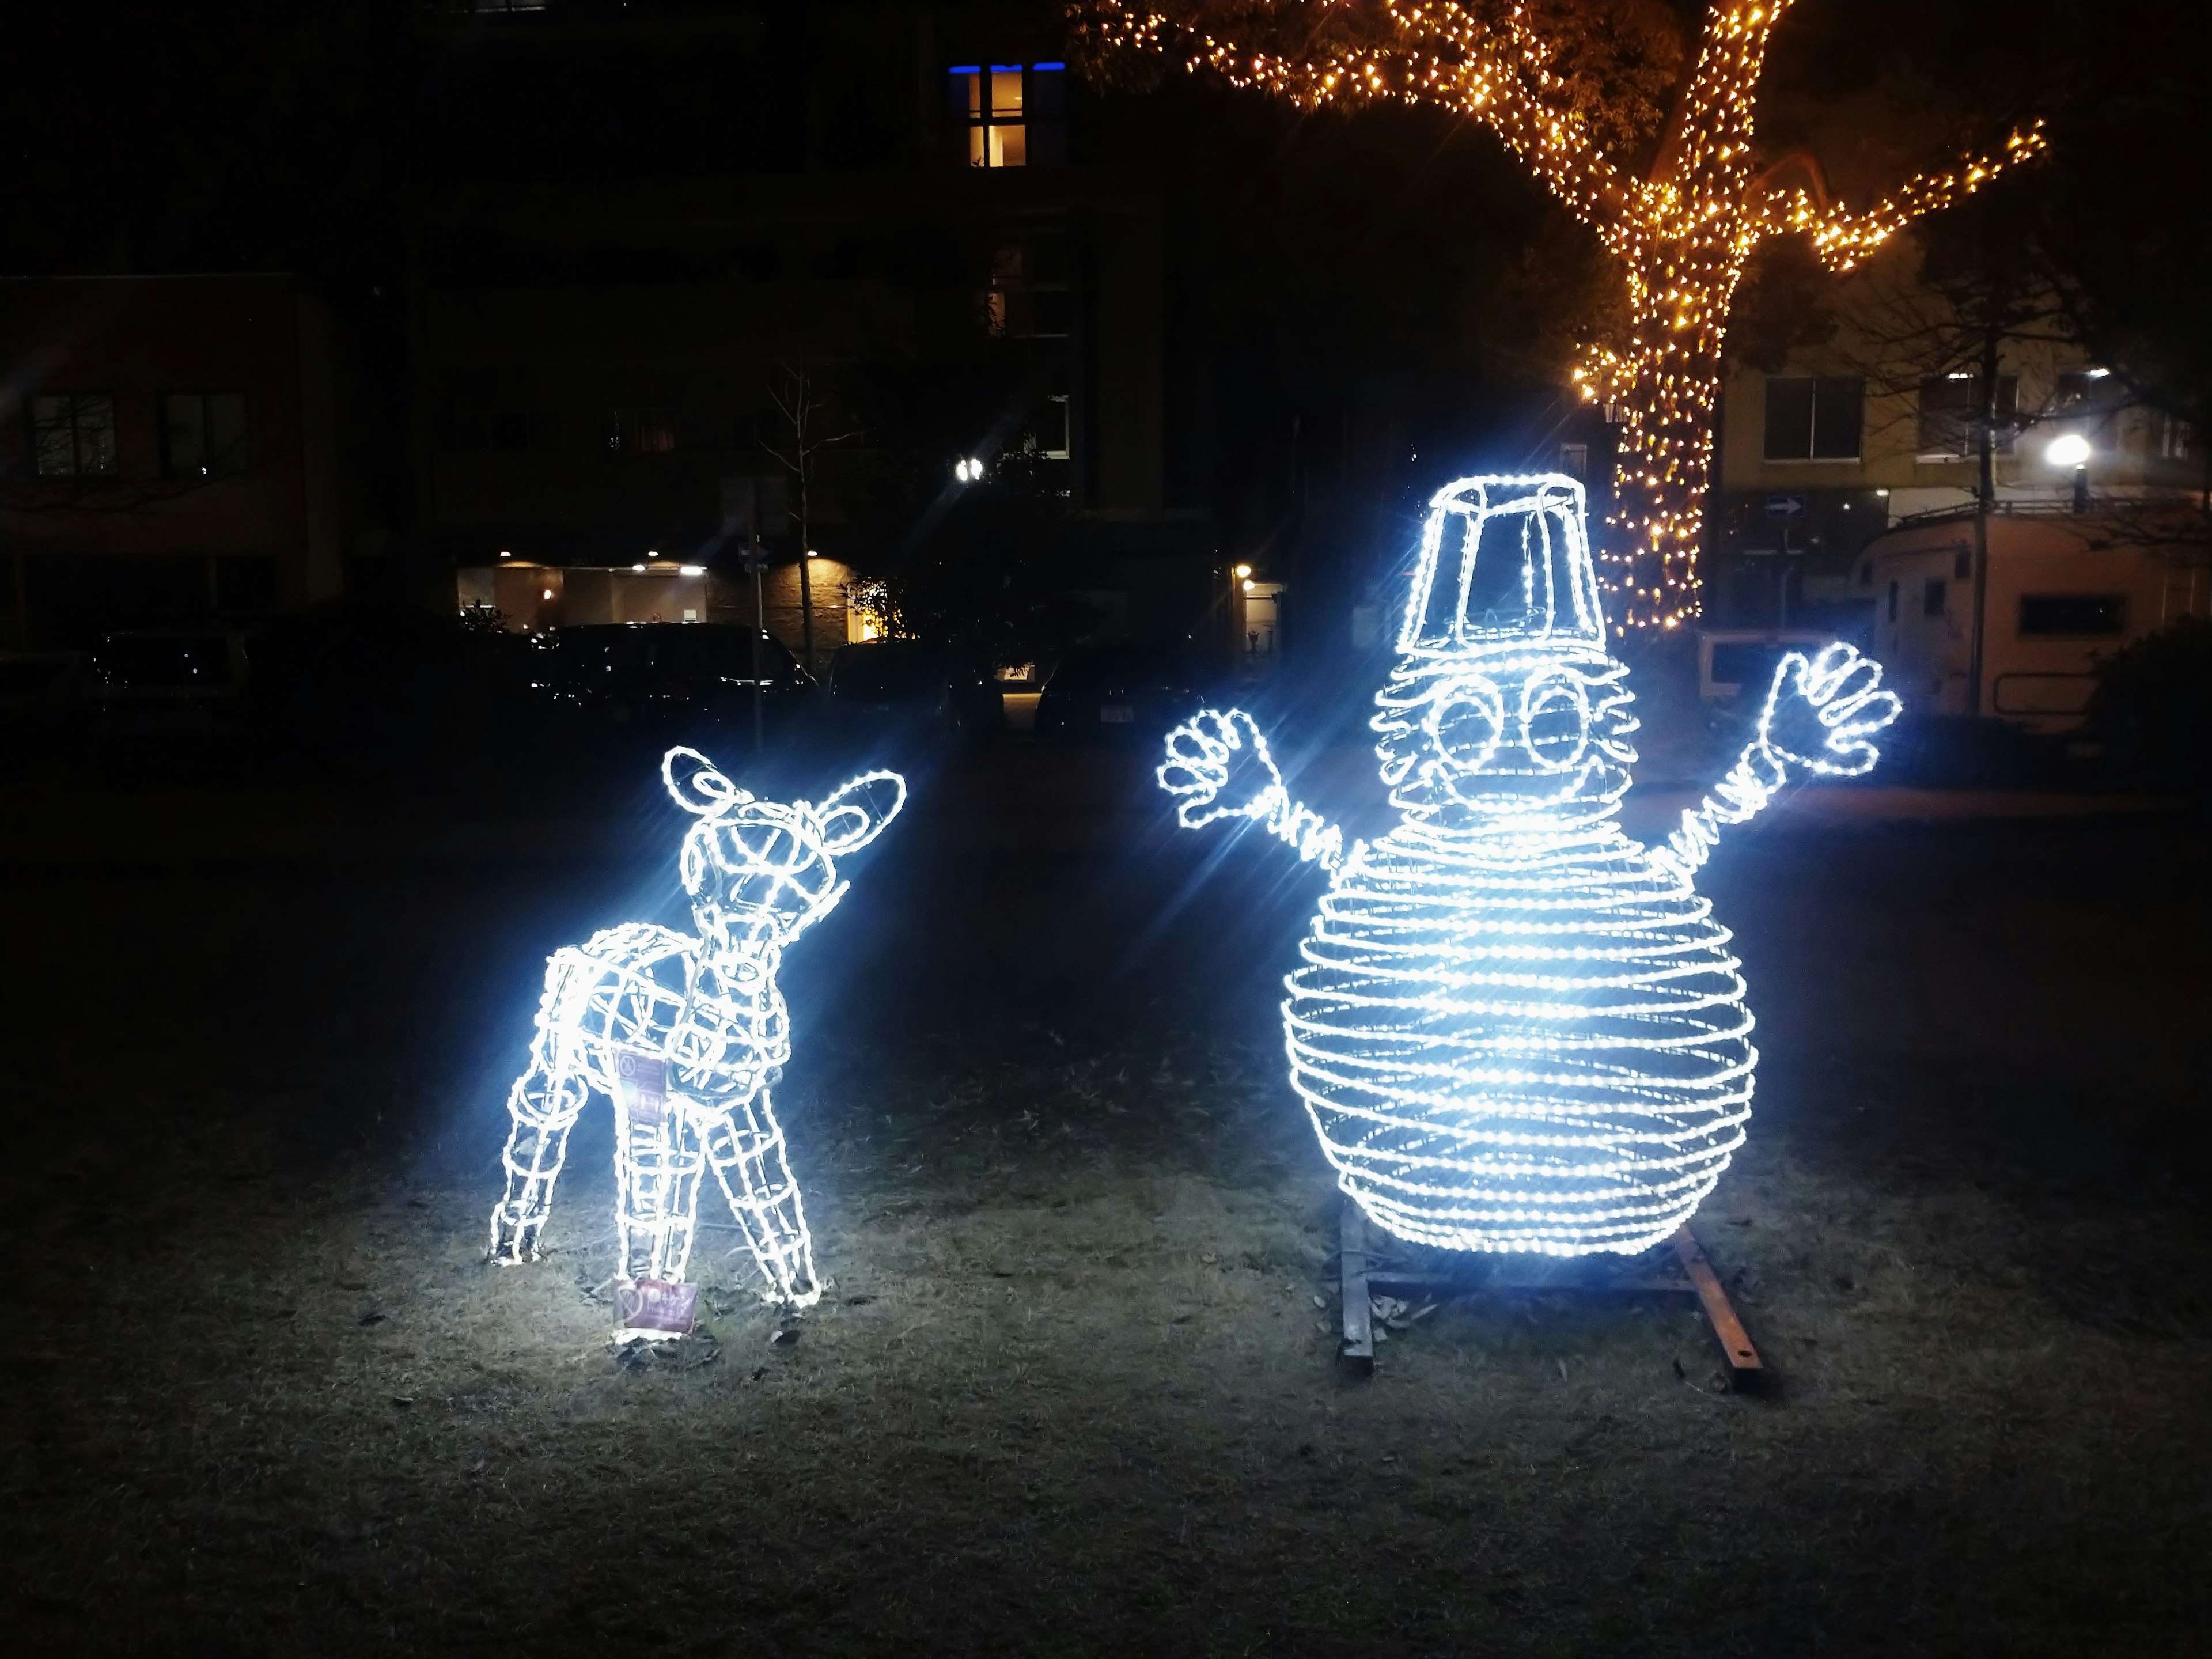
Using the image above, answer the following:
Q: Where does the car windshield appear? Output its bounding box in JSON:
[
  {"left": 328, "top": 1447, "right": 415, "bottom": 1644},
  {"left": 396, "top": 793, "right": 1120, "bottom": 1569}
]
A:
[
  {"left": 1051, "top": 646, "right": 1192, "bottom": 693},
  {"left": 832, "top": 642, "right": 946, "bottom": 698}
]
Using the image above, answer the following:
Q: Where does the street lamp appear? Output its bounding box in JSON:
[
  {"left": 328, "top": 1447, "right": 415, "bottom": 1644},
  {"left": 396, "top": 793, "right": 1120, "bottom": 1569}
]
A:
[
  {"left": 2046, "top": 432, "right": 2091, "bottom": 513},
  {"left": 954, "top": 457, "right": 985, "bottom": 483}
]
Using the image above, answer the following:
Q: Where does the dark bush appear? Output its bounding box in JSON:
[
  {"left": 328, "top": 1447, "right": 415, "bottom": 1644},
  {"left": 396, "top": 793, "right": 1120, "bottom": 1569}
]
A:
[{"left": 2085, "top": 614, "right": 2212, "bottom": 788}]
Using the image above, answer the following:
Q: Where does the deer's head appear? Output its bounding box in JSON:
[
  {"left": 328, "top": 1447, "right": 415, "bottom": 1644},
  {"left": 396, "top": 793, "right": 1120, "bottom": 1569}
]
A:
[{"left": 661, "top": 747, "right": 906, "bottom": 960}]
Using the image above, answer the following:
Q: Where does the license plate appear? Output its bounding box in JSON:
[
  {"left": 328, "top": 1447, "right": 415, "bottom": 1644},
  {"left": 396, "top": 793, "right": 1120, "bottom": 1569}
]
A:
[{"left": 1099, "top": 705, "right": 1134, "bottom": 724}]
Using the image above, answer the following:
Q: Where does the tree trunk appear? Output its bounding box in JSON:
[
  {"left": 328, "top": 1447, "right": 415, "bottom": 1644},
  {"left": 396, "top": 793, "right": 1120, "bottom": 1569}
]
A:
[
  {"left": 797, "top": 462, "right": 815, "bottom": 676},
  {"left": 1597, "top": 240, "right": 1742, "bottom": 632}
]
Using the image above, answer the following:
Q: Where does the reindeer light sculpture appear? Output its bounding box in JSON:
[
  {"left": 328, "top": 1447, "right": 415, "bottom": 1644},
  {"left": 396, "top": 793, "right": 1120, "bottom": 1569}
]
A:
[
  {"left": 489, "top": 746, "right": 905, "bottom": 1327},
  {"left": 1160, "top": 476, "right": 1900, "bottom": 1258}
]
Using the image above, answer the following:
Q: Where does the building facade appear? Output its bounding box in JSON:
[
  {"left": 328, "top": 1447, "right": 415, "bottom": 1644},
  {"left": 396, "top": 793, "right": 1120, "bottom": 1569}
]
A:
[
  {"left": 0, "top": 275, "right": 344, "bottom": 649},
  {"left": 1710, "top": 233, "right": 2203, "bottom": 638},
  {"left": 404, "top": 2, "right": 1206, "bottom": 670}
]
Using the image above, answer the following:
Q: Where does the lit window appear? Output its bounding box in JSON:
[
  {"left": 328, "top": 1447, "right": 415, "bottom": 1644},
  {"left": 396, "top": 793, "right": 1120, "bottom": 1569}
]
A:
[
  {"left": 31, "top": 393, "right": 119, "bottom": 477},
  {"left": 605, "top": 409, "right": 677, "bottom": 454},
  {"left": 160, "top": 393, "right": 248, "bottom": 478},
  {"left": 1761, "top": 376, "right": 1863, "bottom": 460},
  {"left": 949, "top": 62, "right": 1066, "bottom": 168}
]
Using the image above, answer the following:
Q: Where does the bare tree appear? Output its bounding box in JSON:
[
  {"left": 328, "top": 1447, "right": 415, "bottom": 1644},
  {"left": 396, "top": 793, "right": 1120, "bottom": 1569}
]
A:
[
  {"left": 760, "top": 366, "right": 855, "bottom": 675},
  {"left": 1077, "top": 0, "right": 2043, "bottom": 628}
]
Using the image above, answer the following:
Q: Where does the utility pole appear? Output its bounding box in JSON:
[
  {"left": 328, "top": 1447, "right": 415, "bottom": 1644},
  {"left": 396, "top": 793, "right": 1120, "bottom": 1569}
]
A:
[{"left": 1967, "top": 321, "right": 2001, "bottom": 718}]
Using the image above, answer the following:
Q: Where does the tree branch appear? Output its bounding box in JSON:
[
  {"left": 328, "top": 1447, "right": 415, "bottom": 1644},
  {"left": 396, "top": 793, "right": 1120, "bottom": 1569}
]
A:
[
  {"left": 1080, "top": 1, "right": 1631, "bottom": 228},
  {"left": 1758, "top": 120, "right": 2048, "bottom": 273}
]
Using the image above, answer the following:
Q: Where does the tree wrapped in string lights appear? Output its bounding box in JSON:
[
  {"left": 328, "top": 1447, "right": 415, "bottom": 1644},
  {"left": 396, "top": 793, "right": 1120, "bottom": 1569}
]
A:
[
  {"left": 1078, "top": 0, "right": 2043, "bottom": 627},
  {"left": 1160, "top": 475, "right": 1899, "bottom": 1254},
  {"left": 488, "top": 748, "right": 905, "bottom": 1327}
]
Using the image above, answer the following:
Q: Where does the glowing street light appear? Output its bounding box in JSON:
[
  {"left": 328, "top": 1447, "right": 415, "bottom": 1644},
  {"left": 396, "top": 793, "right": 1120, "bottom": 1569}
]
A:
[
  {"left": 2046, "top": 432, "right": 2092, "bottom": 513},
  {"left": 953, "top": 457, "right": 986, "bottom": 483}
]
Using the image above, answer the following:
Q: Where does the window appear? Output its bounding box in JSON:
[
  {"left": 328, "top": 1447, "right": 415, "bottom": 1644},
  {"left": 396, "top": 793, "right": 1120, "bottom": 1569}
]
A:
[
  {"left": 1918, "top": 373, "right": 2019, "bottom": 457},
  {"left": 1886, "top": 579, "right": 1899, "bottom": 623},
  {"left": 31, "top": 393, "right": 118, "bottom": 476},
  {"left": 1923, "top": 578, "right": 1947, "bottom": 618},
  {"left": 2018, "top": 594, "right": 2126, "bottom": 636},
  {"left": 1039, "top": 394, "right": 1071, "bottom": 460},
  {"left": 1762, "top": 376, "right": 1863, "bottom": 460},
  {"left": 983, "top": 231, "right": 1071, "bottom": 339},
  {"left": 160, "top": 393, "right": 248, "bottom": 478},
  {"left": 2155, "top": 412, "right": 2200, "bottom": 461},
  {"left": 1559, "top": 442, "right": 1589, "bottom": 480},
  {"left": 2053, "top": 368, "right": 2111, "bottom": 410},
  {"left": 950, "top": 62, "right": 1066, "bottom": 168},
  {"left": 605, "top": 409, "right": 676, "bottom": 454}
]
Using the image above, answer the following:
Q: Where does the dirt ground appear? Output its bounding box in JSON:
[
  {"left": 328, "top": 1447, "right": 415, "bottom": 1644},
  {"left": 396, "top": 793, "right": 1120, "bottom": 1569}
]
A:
[{"left": 2, "top": 739, "right": 2207, "bottom": 1657}]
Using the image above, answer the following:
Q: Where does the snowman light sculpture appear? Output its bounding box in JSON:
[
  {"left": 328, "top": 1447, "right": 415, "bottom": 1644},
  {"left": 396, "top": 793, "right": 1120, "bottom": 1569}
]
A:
[
  {"left": 1160, "top": 475, "right": 1900, "bottom": 1257},
  {"left": 488, "top": 746, "right": 904, "bottom": 1322}
]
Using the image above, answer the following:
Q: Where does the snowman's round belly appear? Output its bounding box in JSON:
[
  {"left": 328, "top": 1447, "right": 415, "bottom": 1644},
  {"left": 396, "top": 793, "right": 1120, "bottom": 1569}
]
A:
[{"left": 1284, "top": 830, "right": 1754, "bottom": 1256}]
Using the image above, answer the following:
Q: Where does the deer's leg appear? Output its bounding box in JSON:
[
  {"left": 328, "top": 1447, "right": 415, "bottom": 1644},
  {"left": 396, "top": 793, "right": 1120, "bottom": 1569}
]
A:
[
  {"left": 616, "top": 1097, "right": 709, "bottom": 1286},
  {"left": 488, "top": 969, "right": 593, "bottom": 1263},
  {"left": 702, "top": 1089, "right": 820, "bottom": 1307}
]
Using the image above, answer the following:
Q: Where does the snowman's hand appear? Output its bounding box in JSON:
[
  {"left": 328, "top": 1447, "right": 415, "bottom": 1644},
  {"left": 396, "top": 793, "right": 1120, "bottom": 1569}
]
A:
[
  {"left": 1158, "top": 708, "right": 1286, "bottom": 829},
  {"left": 1755, "top": 643, "right": 1902, "bottom": 778}
]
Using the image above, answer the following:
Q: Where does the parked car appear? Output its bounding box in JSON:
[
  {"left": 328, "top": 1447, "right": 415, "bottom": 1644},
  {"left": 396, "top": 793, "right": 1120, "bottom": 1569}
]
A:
[
  {"left": 1033, "top": 642, "right": 1215, "bottom": 744},
  {"left": 539, "top": 623, "right": 813, "bottom": 742},
  {"left": 824, "top": 639, "right": 1002, "bottom": 742},
  {"left": 87, "top": 628, "right": 251, "bottom": 740}
]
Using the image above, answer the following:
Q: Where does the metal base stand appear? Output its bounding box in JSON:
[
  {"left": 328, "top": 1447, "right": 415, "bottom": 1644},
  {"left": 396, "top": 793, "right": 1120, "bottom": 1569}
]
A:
[{"left": 1338, "top": 1199, "right": 1767, "bottom": 1390}]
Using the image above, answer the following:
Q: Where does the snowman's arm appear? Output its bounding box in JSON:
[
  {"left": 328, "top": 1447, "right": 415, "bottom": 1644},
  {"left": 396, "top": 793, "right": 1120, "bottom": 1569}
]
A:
[
  {"left": 1257, "top": 787, "right": 1360, "bottom": 874},
  {"left": 1650, "top": 742, "right": 1789, "bottom": 877},
  {"left": 1160, "top": 709, "right": 1361, "bottom": 874},
  {"left": 1651, "top": 643, "right": 1902, "bottom": 876}
]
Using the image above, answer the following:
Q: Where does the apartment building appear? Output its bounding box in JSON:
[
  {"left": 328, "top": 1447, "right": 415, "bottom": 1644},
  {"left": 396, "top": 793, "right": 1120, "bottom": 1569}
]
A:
[
  {"left": 0, "top": 275, "right": 344, "bottom": 649},
  {"left": 405, "top": 2, "right": 1209, "bottom": 668}
]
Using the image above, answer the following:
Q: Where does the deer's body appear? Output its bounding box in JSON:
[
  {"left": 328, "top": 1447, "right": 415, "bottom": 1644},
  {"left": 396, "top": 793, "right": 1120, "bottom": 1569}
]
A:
[{"left": 488, "top": 748, "right": 904, "bottom": 1309}]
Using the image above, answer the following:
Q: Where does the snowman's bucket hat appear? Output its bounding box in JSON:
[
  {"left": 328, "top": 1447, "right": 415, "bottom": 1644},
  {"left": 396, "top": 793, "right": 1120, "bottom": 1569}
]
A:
[{"left": 1396, "top": 474, "right": 1609, "bottom": 673}]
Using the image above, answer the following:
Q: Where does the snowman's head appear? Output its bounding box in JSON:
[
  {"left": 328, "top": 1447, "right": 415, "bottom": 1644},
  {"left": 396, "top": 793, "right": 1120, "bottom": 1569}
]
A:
[
  {"left": 1372, "top": 474, "right": 1638, "bottom": 828},
  {"left": 1372, "top": 643, "right": 1638, "bottom": 827}
]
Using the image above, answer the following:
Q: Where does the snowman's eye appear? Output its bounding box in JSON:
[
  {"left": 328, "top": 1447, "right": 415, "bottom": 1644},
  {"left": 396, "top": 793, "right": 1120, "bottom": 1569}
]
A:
[
  {"left": 1521, "top": 672, "right": 1591, "bottom": 771},
  {"left": 1426, "top": 679, "right": 1503, "bottom": 772}
]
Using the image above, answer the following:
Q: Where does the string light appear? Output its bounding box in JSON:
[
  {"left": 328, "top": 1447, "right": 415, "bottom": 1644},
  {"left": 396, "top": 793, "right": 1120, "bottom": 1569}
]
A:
[
  {"left": 1084, "top": 1, "right": 2044, "bottom": 627},
  {"left": 488, "top": 747, "right": 907, "bottom": 1324},
  {"left": 1158, "top": 475, "right": 1899, "bottom": 1254}
]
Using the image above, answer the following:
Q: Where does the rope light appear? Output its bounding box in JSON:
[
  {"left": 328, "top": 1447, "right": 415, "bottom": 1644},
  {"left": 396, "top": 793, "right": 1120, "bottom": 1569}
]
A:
[
  {"left": 1159, "top": 475, "right": 1898, "bottom": 1254},
  {"left": 1084, "top": 1, "right": 2044, "bottom": 628},
  {"left": 488, "top": 747, "right": 907, "bottom": 1320}
]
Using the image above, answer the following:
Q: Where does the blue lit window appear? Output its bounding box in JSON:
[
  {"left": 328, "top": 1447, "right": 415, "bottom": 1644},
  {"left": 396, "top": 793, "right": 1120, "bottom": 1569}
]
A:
[{"left": 948, "top": 62, "right": 1066, "bottom": 168}]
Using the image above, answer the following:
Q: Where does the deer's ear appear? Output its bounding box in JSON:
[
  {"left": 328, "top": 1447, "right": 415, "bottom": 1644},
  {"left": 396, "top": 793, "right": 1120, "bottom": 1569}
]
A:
[
  {"left": 814, "top": 770, "right": 906, "bottom": 854},
  {"left": 662, "top": 746, "right": 752, "bottom": 816}
]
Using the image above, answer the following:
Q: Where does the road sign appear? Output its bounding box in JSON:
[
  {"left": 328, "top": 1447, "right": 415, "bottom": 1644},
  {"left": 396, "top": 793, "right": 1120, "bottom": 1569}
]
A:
[{"left": 1764, "top": 494, "right": 1806, "bottom": 519}]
